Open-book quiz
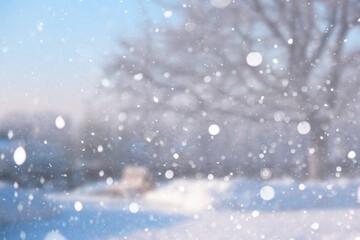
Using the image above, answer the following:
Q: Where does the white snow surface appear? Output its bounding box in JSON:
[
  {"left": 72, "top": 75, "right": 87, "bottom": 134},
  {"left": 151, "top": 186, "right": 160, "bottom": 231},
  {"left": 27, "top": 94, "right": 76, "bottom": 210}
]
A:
[
  {"left": 0, "top": 182, "right": 58, "bottom": 225},
  {"left": 124, "top": 208, "right": 360, "bottom": 240},
  {"left": 144, "top": 179, "right": 230, "bottom": 214},
  {"left": 2, "top": 178, "right": 360, "bottom": 239}
]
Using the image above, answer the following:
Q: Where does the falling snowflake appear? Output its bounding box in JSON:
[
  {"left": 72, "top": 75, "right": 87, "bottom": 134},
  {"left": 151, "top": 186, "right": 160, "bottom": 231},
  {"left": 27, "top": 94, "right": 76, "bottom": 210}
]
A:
[
  {"left": 208, "top": 124, "right": 220, "bottom": 136},
  {"left": 246, "top": 52, "right": 263, "bottom": 67},
  {"left": 13, "top": 146, "right": 26, "bottom": 166}
]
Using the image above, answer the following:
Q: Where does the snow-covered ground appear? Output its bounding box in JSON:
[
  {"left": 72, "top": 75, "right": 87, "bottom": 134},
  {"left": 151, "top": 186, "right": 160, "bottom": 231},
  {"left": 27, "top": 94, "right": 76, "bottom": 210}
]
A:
[
  {"left": 1, "top": 178, "right": 360, "bottom": 240},
  {"left": 125, "top": 209, "right": 360, "bottom": 240}
]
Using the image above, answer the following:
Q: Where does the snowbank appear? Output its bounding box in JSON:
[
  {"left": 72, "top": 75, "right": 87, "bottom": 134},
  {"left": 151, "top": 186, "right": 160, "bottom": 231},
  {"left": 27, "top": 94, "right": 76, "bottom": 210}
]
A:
[
  {"left": 125, "top": 209, "right": 360, "bottom": 240},
  {"left": 224, "top": 178, "right": 360, "bottom": 211},
  {"left": 124, "top": 178, "right": 360, "bottom": 240},
  {"left": 144, "top": 179, "right": 230, "bottom": 214},
  {"left": 143, "top": 178, "right": 360, "bottom": 214}
]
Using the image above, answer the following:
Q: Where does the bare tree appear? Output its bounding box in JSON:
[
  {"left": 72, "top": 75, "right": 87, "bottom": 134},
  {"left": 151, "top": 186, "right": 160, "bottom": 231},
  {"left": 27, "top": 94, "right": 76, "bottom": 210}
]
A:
[{"left": 104, "top": 0, "right": 360, "bottom": 179}]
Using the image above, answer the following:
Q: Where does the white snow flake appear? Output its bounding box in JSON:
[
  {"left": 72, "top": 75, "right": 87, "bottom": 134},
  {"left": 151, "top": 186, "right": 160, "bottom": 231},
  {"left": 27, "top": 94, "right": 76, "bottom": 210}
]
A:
[
  {"left": 208, "top": 124, "right": 220, "bottom": 136},
  {"left": 55, "top": 116, "right": 66, "bottom": 129},
  {"left": 260, "top": 186, "right": 275, "bottom": 201},
  {"left": 246, "top": 52, "right": 263, "bottom": 67},
  {"left": 129, "top": 202, "right": 139, "bottom": 213},
  {"left": 348, "top": 151, "right": 356, "bottom": 159},
  {"left": 13, "top": 146, "right": 26, "bottom": 166},
  {"left": 165, "top": 170, "right": 174, "bottom": 179},
  {"left": 36, "top": 22, "right": 44, "bottom": 31},
  {"left": 260, "top": 168, "right": 272, "bottom": 180},
  {"left": 164, "top": 10, "right": 173, "bottom": 18},
  {"left": 133, "top": 73, "right": 143, "bottom": 81},
  {"left": 297, "top": 121, "right": 311, "bottom": 135},
  {"left": 310, "top": 222, "right": 319, "bottom": 230},
  {"left": 74, "top": 201, "right": 83, "bottom": 211}
]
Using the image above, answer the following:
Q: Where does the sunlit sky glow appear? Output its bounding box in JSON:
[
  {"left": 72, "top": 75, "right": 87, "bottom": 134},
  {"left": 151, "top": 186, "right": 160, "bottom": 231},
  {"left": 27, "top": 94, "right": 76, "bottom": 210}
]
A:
[{"left": 0, "top": 0, "right": 162, "bottom": 119}]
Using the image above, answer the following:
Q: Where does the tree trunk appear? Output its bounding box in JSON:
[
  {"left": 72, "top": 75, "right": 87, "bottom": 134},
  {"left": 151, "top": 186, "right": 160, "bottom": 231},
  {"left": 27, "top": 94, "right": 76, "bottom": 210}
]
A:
[{"left": 308, "top": 120, "right": 329, "bottom": 180}]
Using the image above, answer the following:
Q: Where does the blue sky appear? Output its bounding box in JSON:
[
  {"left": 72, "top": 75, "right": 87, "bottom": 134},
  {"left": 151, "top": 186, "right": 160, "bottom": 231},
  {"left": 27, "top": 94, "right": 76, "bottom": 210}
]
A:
[{"left": 0, "top": 0, "right": 165, "bottom": 119}]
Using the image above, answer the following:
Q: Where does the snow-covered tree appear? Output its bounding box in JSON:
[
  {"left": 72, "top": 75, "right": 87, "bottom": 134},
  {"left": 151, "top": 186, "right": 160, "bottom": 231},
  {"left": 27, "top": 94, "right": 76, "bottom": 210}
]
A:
[{"left": 104, "top": 0, "right": 360, "bottom": 179}]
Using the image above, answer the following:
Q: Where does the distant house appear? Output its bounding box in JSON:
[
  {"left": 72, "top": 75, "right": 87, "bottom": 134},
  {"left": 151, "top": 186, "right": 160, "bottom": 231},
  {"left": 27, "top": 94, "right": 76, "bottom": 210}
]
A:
[{"left": 106, "top": 166, "right": 155, "bottom": 197}]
